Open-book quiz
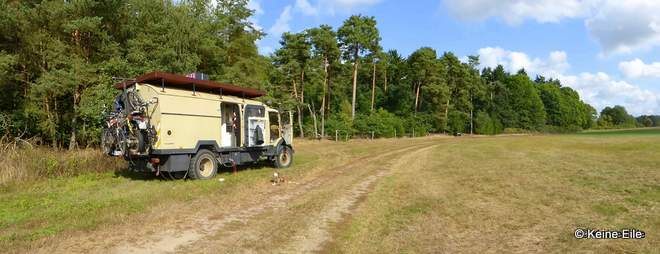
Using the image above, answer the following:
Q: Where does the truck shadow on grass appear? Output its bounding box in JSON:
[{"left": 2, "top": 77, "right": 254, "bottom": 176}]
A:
[{"left": 112, "top": 161, "right": 276, "bottom": 181}]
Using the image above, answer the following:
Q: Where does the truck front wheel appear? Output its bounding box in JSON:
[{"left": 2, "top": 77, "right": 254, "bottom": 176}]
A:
[
  {"left": 274, "top": 145, "right": 293, "bottom": 168},
  {"left": 188, "top": 149, "right": 218, "bottom": 180}
]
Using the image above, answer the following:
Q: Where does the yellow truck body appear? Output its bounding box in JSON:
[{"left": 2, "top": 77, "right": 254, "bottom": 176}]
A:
[{"left": 106, "top": 72, "right": 293, "bottom": 179}]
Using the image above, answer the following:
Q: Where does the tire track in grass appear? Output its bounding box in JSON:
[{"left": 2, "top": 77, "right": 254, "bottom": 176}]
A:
[
  {"left": 280, "top": 144, "right": 439, "bottom": 253},
  {"left": 177, "top": 142, "right": 440, "bottom": 254},
  {"left": 110, "top": 140, "right": 440, "bottom": 254}
]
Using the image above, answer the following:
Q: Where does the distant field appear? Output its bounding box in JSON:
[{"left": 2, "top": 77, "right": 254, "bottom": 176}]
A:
[
  {"left": 576, "top": 127, "right": 660, "bottom": 136},
  {"left": 1, "top": 134, "right": 659, "bottom": 253}
]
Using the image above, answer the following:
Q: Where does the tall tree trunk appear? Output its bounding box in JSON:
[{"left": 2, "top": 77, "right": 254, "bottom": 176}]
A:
[
  {"left": 371, "top": 61, "right": 376, "bottom": 112},
  {"left": 470, "top": 91, "right": 474, "bottom": 134},
  {"left": 45, "top": 96, "right": 55, "bottom": 148},
  {"left": 54, "top": 99, "right": 59, "bottom": 148},
  {"left": 384, "top": 68, "right": 388, "bottom": 93},
  {"left": 296, "top": 105, "right": 304, "bottom": 138},
  {"left": 69, "top": 88, "right": 80, "bottom": 150},
  {"left": 351, "top": 60, "right": 358, "bottom": 120},
  {"left": 327, "top": 78, "right": 331, "bottom": 112},
  {"left": 300, "top": 68, "right": 305, "bottom": 105},
  {"left": 444, "top": 98, "right": 450, "bottom": 131},
  {"left": 292, "top": 72, "right": 299, "bottom": 98},
  {"left": 292, "top": 77, "right": 304, "bottom": 138},
  {"left": 470, "top": 108, "right": 474, "bottom": 135},
  {"left": 300, "top": 68, "right": 306, "bottom": 137},
  {"left": 414, "top": 82, "right": 421, "bottom": 113},
  {"left": 307, "top": 103, "right": 318, "bottom": 138},
  {"left": 320, "top": 56, "right": 328, "bottom": 138}
]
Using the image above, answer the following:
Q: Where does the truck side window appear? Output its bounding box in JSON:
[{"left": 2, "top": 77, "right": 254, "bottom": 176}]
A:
[
  {"left": 246, "top": 107, "right": 264, "bottom": 118},
  {"left": 269, "top": 112, "right": 280, "bottom": 140}
]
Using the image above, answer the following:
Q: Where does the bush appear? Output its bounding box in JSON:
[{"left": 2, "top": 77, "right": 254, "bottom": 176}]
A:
[
  {"left": 325, "top": 114, "right": 355, "bottom": 137},
  {"left": 475, "top": 111, "right": 497, "bottom": 135},
  {"left": 403, "top": 113, "right": 433, "bottom": 137},
  {"left": 502, "top": 128, "right": 531, "bottom": 134},
  {"left": 447, "top": 111, "right": 468, "bottom": 134},
  {"left": 353, "top": 109, "right": 403, "bottom": 138}
]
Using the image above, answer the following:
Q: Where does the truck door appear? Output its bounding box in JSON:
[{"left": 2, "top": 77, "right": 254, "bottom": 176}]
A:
[
  {"left": 281, "top": 111, "right": 293, "bottom": 145},
  {"left": 244, "top": 105, "right": 266, "bottom": 147}
]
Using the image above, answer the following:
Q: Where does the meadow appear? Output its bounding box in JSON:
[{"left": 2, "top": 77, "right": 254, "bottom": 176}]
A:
[{"left": 0, "top": 132, "right": 658, "bottom": 253}]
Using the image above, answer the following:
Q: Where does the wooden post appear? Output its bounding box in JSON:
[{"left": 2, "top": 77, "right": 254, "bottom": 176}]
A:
[{"left": 335, "top": 130, "right": 338, "bottom": 142}]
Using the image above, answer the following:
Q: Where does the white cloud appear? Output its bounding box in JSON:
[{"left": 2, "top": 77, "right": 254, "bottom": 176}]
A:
[
  {"left": 247, "top": 0, "right": 268, "bottom": 54},
  {"left": 585, "top": 0, "right": 660, "bottom": 54},
  {"left": 247, "top": 0, "right": 264, "bottom": 15},
  {"left": 444, "top": 0, "right": 660, "bottom": 54},
  {"left": 247, "top": 0, "right": 264, "bottom": 31},
  {"left": 323, "top": 0, "right": 382, "bottom": 11},
  {"left": 444, "top": 0, "right": 589, "bottom": 25},
  {"left": 619, "top": 58, "right": 660, "bottom": 79},
  {"left": 476, "top": 47, "right": 660, "bottom": 115},
  {"left": 477, "top": 47, "right": 569, "bottom": 78},
  {"left": 293, "top": 0, "right": 382, "bottom": 16},
  {"left": 261, "top": 0, "right": 382, "bottom": 55},
  {"left": 258, "top": 45, "right": 274, "bottom": 55},
  {"left": 559, "top": 72, "right": 660, "bottom": 115},
  {"left": 268, "top": 5, "right": 293, "bottom": 36},
  {"left": 294, "top": 0, "right": 319, "bottom": 16}
]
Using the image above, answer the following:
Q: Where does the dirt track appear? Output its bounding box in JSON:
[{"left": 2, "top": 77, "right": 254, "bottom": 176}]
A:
[{"left": 31, "top": 138, "right": 441, "bottom": 254}]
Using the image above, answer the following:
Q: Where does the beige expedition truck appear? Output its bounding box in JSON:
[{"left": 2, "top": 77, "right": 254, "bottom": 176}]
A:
[{"left": 105, "top": 72, "right": 293, "bottom": 180}]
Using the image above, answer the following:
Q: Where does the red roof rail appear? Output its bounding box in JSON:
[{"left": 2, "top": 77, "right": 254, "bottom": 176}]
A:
[{"left": 114, "top": 71, "right": 265, "bottom": 98}]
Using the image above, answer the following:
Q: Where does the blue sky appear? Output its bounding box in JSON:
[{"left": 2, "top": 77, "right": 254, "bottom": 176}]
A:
[{"left": 248, "top": 0, "right": 660, "bottom": 115}]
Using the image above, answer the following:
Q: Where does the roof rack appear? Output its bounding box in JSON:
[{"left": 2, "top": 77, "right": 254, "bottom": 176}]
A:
[{"left": 114, "top": 71, "right": 265, "bottom": 98}]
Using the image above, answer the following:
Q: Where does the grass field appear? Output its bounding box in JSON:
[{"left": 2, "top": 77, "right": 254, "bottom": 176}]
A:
[
  {"left": 1, "top": 133, "right": 659, "bottom": 253},
  {"left": 329, "top": 135, "right": 659, "bottom": 253},
  {"left": 576, "top": 127, "right": 660, "bottom": 136}
]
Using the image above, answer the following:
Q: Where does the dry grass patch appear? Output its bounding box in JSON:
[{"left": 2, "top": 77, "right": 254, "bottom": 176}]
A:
[
  {"left": 0, "top": 143, "right": 123, "bottom": 186},
  {"left": 330, "top": 135, "right": 660, "bottom": 253}
]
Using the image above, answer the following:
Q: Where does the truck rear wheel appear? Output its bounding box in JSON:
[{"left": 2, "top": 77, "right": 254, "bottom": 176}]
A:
[
  {"left": 188, "top": 149, "right": 218, "bottom": 180},
  {"left": 101, "top": 129, "right": 114, "bottom": 155},
  {"left": 274, "top": 145, "right": 292, "bottom": 168}
]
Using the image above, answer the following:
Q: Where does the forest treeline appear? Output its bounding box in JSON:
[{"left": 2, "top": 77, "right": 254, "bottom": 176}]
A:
[{"left": 0, "top": 0, "right": 652, "bottom": 149}]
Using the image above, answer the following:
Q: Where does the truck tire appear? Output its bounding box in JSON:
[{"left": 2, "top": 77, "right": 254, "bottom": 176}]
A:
[
  {"left": 274, "top": 145, "right": 292, "bottom": 168},
  {"left": 136, "top": 130, "right": 146, "bottom": 153},
  {"left": 188, "top": 149, "right": 218, "bottom": 180},
  {"left": 127, "top": 130, "right": 146, "bottom": 155},
  {"left": 101, "top": 129, "right": 114, "bottom": 155}
]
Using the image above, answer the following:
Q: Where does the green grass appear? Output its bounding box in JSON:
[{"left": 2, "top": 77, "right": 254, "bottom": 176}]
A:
[
  {"left": 0, "top": 146, "right": 323, "bottom": 250},
  {"left": 0, "top": 171, "right": 254, "bottom": 247},
  {"left": 576, "top": 127, "right": 660, "bottom": 136},
  {"left": 331, "top": 135, "right": 660, "bottom": 253},
  {"left": 2, "top": 136, "right": 659, "bottom": 252}
]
